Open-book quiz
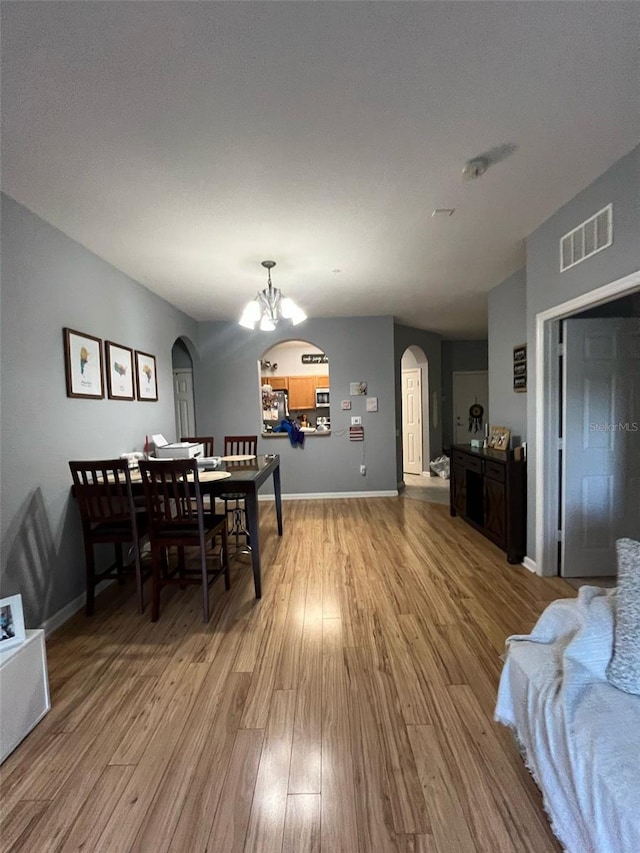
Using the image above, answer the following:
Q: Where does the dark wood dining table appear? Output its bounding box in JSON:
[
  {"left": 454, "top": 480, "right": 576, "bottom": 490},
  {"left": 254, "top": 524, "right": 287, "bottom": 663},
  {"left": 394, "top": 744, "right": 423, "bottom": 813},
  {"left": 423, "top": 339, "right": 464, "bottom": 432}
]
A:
[
  {"left": 202, "top": 453, "right": 282, "bottom": 598},
  {"left": 74, "top": 453, "right": 282, "bottom": 600}
]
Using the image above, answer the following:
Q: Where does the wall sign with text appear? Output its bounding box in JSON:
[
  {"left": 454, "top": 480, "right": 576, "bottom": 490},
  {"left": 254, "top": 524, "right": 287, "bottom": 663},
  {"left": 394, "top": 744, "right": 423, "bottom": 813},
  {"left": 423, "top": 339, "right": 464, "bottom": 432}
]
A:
[{"left": 513, "top": 344, "right": 527, "bottom": 393}]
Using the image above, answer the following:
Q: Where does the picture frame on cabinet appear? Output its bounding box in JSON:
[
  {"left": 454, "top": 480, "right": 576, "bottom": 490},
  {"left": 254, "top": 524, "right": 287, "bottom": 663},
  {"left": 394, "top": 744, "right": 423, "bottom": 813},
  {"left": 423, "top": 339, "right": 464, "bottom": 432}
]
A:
[
  {"left": 0, "top": 594, "right": 26, "bottom": 651},
  {"left": 488, "top": 426, "right": 511, "bottom": 452}
]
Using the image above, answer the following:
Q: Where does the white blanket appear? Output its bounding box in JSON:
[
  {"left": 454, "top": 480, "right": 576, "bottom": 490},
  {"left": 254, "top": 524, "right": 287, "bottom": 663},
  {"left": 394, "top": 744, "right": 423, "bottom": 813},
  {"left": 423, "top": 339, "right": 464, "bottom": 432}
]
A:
[{"left": 495, "top": 586, "right": 640, "bottom": 853}]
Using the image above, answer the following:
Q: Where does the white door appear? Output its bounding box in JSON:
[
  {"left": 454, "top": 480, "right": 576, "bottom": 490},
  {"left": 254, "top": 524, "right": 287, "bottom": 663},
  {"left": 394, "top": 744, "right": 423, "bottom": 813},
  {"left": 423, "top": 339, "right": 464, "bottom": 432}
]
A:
[
  {"left": 402, "top": 368, "right": 422, "bottom": 475},
  {"left": 452, "top": 372, "right": 488, "bottom": 445},
  {"left": 561, "top": 318, "right": 640, "bottom": 577},
  {"left": 173, "top": 369, "right": 196, "bottom": 439}
]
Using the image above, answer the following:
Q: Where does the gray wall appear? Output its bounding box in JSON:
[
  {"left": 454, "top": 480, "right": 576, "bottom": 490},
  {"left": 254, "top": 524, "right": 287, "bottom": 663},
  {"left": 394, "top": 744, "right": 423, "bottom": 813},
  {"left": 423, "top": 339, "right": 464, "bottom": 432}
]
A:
[
  {"left": 393, "top": 323, "right": 442, "bottom": 483},
  {"left": 487, "top": 267, "right": 527, "bottom": 445},
  {"left": 195, "top": 316, "right": 398, "bottom": 495},
  {"left": 441, "top": 339, "right": 489, "bottom": 451},
  {"left": 0, "top": 194, "right": 198, "bottom": 627},
  {"left": 525, "top": 144, "right": 640, "bottom": 562}
]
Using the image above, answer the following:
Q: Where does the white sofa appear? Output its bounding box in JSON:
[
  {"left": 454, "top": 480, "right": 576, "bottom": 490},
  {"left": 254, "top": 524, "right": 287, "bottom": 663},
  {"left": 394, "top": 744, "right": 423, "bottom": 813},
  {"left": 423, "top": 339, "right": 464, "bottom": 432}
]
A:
[{"left": 495, "top": 586, "right": 640, "bottom": 853}]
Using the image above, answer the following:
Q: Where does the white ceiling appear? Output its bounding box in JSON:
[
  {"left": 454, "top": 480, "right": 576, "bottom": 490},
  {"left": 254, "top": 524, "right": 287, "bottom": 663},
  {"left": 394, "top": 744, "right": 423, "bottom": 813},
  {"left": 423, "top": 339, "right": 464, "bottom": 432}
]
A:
[{"left": 2, "top": 2, "right": 639, "bottom": 338}]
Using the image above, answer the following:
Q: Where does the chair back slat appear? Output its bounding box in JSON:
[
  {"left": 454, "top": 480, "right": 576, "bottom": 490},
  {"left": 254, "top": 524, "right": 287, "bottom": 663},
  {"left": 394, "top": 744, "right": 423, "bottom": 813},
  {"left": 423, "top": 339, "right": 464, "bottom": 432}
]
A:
[
  {"left": 139, "top": 459, "right": 205, "bottom": 534},
  {"left": 224, "top": 435, "right": 257, "bottom": 457},
  {"left": 181, "top": 436, "right": 214, "bottom": 456},
  {"left": 69, "top": 459, "right": 134, "bottom": 525}
]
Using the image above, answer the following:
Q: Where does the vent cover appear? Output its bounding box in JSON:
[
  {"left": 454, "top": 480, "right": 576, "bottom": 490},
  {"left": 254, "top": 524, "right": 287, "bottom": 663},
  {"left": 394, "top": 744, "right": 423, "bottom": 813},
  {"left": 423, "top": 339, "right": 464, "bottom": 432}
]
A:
[{"left": 560, "top": 204, "right": 613, "bottom": 272}]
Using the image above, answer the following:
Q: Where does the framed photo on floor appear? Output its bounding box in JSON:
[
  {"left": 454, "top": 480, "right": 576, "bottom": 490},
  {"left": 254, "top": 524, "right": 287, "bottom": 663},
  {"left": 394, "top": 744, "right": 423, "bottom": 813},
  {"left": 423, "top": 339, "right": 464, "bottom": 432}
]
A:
[
  {"left": 135, "top": 350, "right": 158, "bottom": 401},
  {"left": 63, "top": 328, "right": 104, "bottom": 398}
]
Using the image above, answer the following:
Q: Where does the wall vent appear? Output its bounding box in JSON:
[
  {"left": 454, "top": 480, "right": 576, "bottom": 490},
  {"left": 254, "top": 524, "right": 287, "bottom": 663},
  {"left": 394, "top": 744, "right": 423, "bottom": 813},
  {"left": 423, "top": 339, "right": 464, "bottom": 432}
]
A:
[{"left": 560, "top": 204, "right": 613, "bottom": 272}]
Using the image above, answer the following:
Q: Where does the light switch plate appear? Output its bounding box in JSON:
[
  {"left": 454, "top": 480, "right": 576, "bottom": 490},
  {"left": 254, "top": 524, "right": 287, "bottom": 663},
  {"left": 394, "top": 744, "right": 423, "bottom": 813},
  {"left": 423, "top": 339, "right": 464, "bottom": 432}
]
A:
[{"left": 351, "top": 416, "right": 362, "bottom": 425}]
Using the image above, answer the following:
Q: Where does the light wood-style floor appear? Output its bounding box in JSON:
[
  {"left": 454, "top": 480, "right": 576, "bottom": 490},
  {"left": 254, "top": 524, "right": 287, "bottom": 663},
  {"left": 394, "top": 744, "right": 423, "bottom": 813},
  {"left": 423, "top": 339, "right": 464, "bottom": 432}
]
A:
[{"left": 0, "top": 496, "right": 574, "bottom": 853}]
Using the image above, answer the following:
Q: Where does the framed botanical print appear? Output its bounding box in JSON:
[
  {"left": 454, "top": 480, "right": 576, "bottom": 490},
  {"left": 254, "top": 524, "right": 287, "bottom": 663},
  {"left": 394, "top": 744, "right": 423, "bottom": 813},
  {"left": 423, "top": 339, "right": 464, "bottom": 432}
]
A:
[
  {"left": 105, "top": 341, "right": 135, "bottom": 400},
  {"left": 135, "top": 350, "right": 158, "bottom": 401},
  {"left": 63, "top": 328, "right": 104, "bottom": 398}
]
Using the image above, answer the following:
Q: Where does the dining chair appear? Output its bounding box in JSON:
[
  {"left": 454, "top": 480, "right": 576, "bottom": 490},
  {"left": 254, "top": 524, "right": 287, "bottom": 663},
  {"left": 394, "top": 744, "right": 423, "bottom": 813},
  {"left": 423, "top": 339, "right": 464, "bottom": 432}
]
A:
[
  {"left": 220, "top": 435, "right": 257, "bottom": 556},
  {"left": 69, "top": 459, "right": 149, "bottom": 616},
  {"left": 138, "top": 458, "right": 229, "bottom": 622},
  {"left": 180, "top": 436, "right": 214, "bottom": 456}
]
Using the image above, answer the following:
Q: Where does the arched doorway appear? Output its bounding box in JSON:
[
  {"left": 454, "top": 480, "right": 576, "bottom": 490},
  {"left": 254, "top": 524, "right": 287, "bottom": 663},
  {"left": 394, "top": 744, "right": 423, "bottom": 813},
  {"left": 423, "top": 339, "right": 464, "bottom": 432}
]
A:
[
  {"left": 172, "top": 337, "right": 196, "bottom": 439},
  {"left": 401, "top": 346, "right": 430, "bottom": 476}
]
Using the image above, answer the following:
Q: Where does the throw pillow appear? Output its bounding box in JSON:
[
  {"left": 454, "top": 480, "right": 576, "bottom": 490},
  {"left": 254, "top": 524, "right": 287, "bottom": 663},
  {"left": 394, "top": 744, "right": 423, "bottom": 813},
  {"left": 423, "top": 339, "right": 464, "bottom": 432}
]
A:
[{"left": 606, "top": 538, "right": 640, "bottom": 695}]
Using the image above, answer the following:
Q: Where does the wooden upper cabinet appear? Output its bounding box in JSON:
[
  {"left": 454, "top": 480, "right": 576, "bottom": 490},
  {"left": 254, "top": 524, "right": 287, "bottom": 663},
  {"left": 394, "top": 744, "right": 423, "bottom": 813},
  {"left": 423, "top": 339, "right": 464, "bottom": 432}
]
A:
[
  {"left": 266, "top": 376, "right": 289, "bottom": 391},
  {"left": 288, "top": 375, "right": 317, "bottom": 410},
  {"left": 315, "top": 374, "right": 329, "bottom": 387}
]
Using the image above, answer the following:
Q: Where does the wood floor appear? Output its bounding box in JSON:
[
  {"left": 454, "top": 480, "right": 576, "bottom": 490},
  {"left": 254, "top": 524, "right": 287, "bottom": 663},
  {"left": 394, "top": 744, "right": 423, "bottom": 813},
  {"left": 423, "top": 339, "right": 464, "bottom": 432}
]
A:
[{"left": 0, "top": 495, "right": 574, "bottom": 853}]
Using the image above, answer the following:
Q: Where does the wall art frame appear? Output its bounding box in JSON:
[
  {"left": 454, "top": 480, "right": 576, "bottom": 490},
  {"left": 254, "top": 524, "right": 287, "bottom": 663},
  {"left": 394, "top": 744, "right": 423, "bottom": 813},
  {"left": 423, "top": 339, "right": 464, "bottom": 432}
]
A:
[
  {"left": 135, "top": 350, "right": 158, "bottom": 401},
  {"left": 63, "top": 327, "right": 104, "bottom": 399},
  {"left": 105, "top": 341, "right": 135, "bottom": 400},
  {"left": 513, "top": 343, "right": 527, "bottom": 393}
]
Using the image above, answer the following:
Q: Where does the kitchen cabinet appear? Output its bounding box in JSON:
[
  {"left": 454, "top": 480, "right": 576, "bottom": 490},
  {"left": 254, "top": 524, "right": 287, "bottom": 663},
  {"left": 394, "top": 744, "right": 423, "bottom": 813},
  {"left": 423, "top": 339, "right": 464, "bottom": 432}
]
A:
[
  {"left": 262, "top": 376, "right": 289, "bottom": 391},
  {"left": 288, "top": 375, "right": 317, "bottom": 410},
  {"left": 449, "top": 444, "right": 526, "bottom": 563}
]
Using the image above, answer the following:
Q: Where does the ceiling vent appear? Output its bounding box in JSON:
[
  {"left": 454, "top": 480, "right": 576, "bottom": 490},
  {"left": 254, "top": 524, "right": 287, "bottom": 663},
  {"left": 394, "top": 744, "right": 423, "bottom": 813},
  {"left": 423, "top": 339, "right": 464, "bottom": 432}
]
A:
[{"left": 560, "top": 204, "right": 613, "bottom": 272}]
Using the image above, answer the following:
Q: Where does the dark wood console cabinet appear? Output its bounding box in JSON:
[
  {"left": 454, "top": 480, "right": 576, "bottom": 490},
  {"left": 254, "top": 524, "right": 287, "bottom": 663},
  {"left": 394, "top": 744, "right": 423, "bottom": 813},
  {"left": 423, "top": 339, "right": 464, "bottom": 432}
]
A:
[{"left": 449, "top": 444, "right": 526, "bottom": 564}]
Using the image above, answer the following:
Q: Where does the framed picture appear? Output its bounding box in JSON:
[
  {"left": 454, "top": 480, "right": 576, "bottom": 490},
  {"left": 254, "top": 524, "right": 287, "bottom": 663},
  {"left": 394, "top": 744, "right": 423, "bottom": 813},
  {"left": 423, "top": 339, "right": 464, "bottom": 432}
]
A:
[
  {"left": 105, "top": 341, "right": 134, "bottom": 401},
  {"left": 0, "top": 594, "right": 26, "bottom": 651},
  {"left": 135, "top": 350, "right": 158, "bottom": 401},
  {"left": 488, "top": 426, "right": 511, "bottom": 452},
  {"left": 350, "top": 381, "right": 367, "bottom": 396},
  {"left": 63, "top": 328, "right": 104, "bottom": 398},
  {"left": 513, "top": 344, "right": 527, "bottom": 393}
]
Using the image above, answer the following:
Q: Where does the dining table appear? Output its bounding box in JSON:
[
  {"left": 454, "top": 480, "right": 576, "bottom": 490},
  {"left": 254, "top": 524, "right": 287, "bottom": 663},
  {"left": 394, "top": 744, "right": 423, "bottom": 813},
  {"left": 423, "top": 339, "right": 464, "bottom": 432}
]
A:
[
  {"left": 199, "top": 453, "right": 282, "bottom": 598},
  {"left": 74, "top": 453, "right": 282, "bottom": 600}
]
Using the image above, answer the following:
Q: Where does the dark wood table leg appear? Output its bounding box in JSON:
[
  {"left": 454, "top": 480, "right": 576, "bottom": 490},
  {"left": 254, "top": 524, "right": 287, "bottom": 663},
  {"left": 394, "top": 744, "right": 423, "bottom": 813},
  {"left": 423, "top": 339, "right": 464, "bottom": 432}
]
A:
[
  {"left": 244, "top": 489, "right": 262, "bottom": 599},
  {"left": 273, "top": 462, "right": 283, "bottom": 536}
]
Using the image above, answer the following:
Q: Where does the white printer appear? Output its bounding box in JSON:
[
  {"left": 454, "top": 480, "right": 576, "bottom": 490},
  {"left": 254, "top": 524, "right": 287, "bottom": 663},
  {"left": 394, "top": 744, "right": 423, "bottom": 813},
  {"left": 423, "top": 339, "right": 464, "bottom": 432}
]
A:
[{"left": 151, "top": 434, "right": 204, "bottom": 459}]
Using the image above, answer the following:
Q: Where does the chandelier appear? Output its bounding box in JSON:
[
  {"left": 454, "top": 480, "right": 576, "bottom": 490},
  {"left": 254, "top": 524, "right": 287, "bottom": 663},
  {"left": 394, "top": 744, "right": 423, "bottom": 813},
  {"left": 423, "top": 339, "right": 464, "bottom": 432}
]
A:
[{"left": 239, "top": 260, "right": 307, "bottom": 331}]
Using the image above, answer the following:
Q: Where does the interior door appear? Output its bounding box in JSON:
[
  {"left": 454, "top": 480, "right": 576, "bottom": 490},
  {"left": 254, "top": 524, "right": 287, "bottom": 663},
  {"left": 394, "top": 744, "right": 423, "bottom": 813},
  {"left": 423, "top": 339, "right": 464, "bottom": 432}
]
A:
[
  {"left": 402, "top": 368, "right": 422, "bottom": 475},
  {"left": 173, "top": 369, "right": 196, "bottom": 439},
  {"left": 562, "top": 318, "right": 640, "bottom": 577},
  {"left": 452, "top": 372, "right": 488, "bottom": 445}
]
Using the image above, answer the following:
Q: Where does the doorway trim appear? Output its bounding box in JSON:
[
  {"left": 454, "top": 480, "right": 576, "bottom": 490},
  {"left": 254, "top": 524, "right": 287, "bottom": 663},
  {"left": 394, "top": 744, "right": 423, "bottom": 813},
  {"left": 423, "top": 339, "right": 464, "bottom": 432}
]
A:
[{"left": 535, "top": 268, "right": 640, "bottom": 576}]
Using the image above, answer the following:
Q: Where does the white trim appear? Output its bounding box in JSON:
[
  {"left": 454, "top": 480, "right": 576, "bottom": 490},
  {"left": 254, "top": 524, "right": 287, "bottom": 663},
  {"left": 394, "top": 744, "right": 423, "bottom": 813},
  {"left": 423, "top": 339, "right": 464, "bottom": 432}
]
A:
[
  {"left": 535, "top": 268, "right": 640, "bottom": 577},
  {"left": 521, "top": 556, "right": 538, "bottom": 574},
  {"left": 39, "top": 580, "right": 116, "bottom": 637},
  {"left": 258, "top": 490, "right": 398, "bottom": 501},
  {"left": 40, "top": 593, "right": 84, "bottom": 636}
]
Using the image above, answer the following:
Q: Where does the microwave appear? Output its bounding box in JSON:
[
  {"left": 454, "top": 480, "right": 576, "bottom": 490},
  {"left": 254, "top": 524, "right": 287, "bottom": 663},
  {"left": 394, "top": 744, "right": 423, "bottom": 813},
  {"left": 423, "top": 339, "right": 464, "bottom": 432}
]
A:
[{"left": 315, "top": 387, "right": 330, "bottom": 408}]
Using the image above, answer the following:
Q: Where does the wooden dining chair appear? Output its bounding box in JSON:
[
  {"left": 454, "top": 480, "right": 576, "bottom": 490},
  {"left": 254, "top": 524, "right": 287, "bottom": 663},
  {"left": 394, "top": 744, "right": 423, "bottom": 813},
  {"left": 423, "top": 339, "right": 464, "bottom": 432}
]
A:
[
  {"left": 180, "top": 436, "right": 214, "bottom": 456},
  {"left": 138, "top": 458, "right": 229, "bottom": 622},
  {"left": 220, "top": 435, "right": 257, "bottom": 555},
  {"left": 69, "top": 459, "right": 150, "bottom": 615}
]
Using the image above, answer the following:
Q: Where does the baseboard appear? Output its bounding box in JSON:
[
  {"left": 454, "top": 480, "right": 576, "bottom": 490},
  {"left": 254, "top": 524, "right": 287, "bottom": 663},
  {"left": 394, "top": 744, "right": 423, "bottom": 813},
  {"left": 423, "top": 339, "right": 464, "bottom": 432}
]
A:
[
  {"left": 40, "top": 579, "right": 115, "bottom": 637},
  {"left": 258, "top": 490, "right": 398, "bottom": 501},
  {"left": 521, "top": 556, "right": 538, "bottom": 574}
]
